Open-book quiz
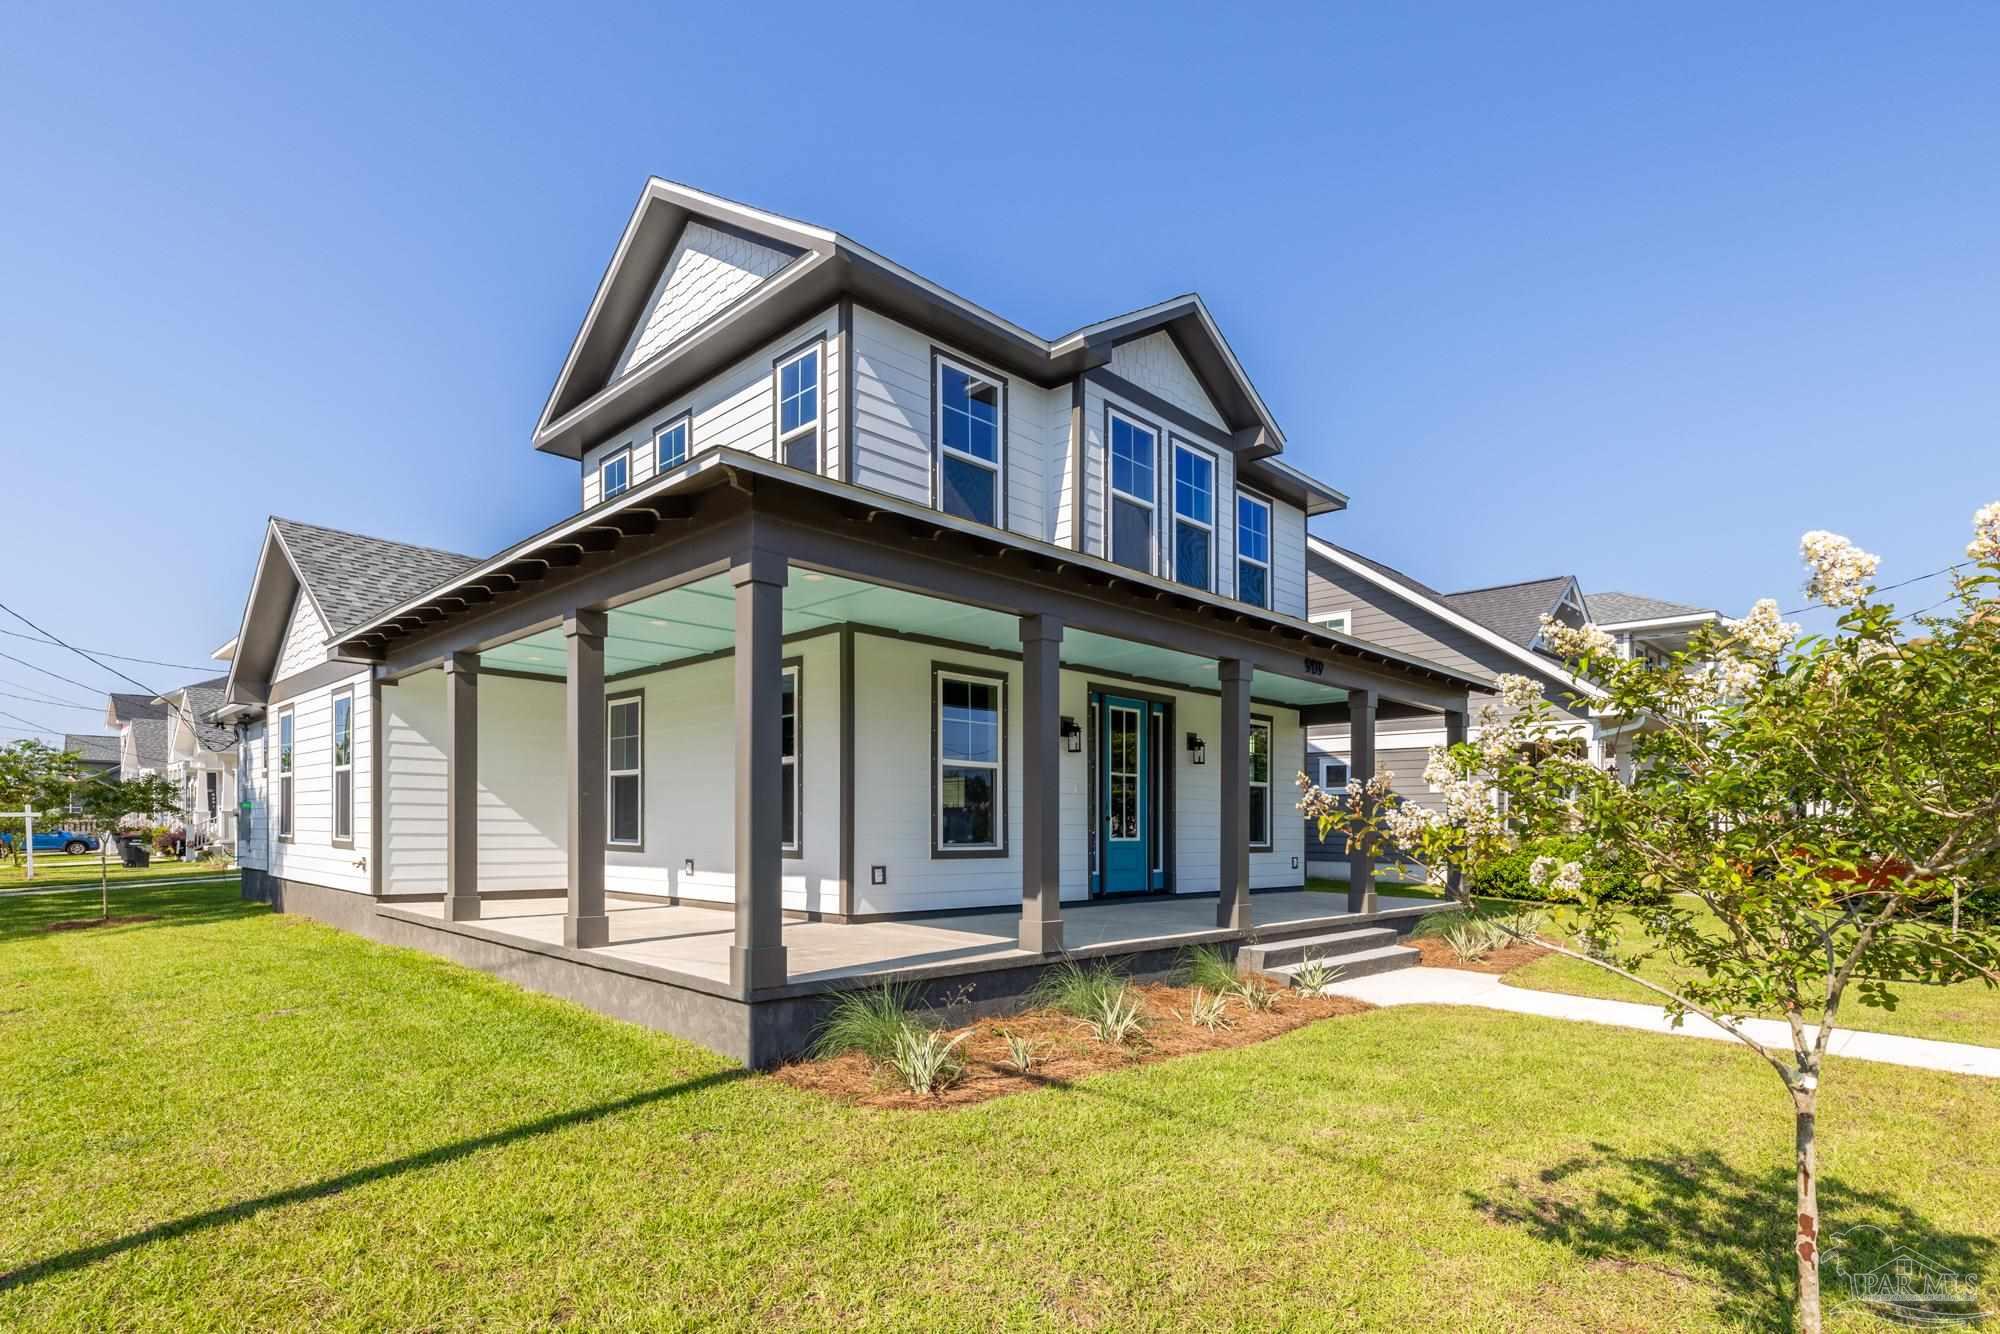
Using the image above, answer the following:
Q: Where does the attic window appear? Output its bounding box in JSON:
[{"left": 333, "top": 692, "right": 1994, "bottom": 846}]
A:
[{"left": 600, "top": 449, "right": 631, "bottom": 500}]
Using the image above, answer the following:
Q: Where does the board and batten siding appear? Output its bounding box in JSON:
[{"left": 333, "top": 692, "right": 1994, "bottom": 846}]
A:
[
  {"left": 848, "top": 306, "right": 1062, "bottom": 542},
  {"left": 580, "top": 306, "right": 844, "bottom": 509}
]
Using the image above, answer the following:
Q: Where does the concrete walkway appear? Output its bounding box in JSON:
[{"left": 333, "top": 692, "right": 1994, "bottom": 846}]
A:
[{"left": 1325, "top": 966, "right": 2000, "bottom": 1079}]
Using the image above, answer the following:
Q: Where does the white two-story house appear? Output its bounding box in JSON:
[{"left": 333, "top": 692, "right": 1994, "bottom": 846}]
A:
[{"left": 214, "top": 179, "right": 1486, "bottom": 1065}]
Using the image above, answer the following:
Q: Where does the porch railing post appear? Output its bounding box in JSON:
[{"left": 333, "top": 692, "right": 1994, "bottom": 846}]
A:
[
  {"left": 1218, "top": 658, "right": 1252, "bottom": 930},
  {"left": 1442, "top": 705, "right": 1467, "bottom": 901},
  {"left": 444, "top": 652, "right": 480, "bottom": 922},
  {"left": 1347, "top": 687, "right": 1378, "bottom": 915},
  {"left": 564, "top": 610, "right": 610, "bottom": 948},
  {"left": 1019, "top": 614, "right": 1064, "bottom": 954},
  {"left": 730, "top": 549, "right": 789, "bottom": 995}
]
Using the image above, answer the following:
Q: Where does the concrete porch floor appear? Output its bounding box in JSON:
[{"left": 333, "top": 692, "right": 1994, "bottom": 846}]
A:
[{"left": 389, "top": 889, "right": 1444, "bottom": 995}]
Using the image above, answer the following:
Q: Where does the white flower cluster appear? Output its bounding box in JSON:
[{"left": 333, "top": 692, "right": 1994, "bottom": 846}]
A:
[
  {"left": 1800, "top": 530, "right": 1879, "bottom": 607},
  {"left": 1970, "top": 501, "right": 2000, "bottom": 564},
  {"left": 1698, "top": 597, "right": 1800, "bottom": 701},
  {"left": 1497, "top": 672, "right": 1545, "bottom": 711},
  {"left": 1537, "top": 614, "right": 1617, "bottom": 661},
  {"left": 1528, "top": 855, "right": 1584, "bottom": 895}
]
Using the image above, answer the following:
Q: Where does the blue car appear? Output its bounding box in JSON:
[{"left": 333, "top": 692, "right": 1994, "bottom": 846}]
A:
[{"left": 3, "top": 829, "right": 101, "bottom": 855}]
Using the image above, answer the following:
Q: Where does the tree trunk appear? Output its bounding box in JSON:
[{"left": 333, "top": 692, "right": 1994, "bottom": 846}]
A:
[{"left": 1794, "top": 1089, "right": 1821, "bottom": 1334}]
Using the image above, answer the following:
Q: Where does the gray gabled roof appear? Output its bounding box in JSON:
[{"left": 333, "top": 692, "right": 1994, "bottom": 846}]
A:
[
  {"left": 126, "top": 718, "right": 169, "bottom": 773},
  {"left": 106, "top": 692, "right": 169, "bottom": 726},
  {"left": 1587, "top": 591, "right": 1712, "bottom": 625},
  {"left": 271, "top": 517, "right": 480, "bottom": 635},
  {"left": 172, "top": 683, "right": 235, "bottom": 751},
  {"left": 1443, "top": 577, "right": 1578, "bottom": 650},
  {"left": 63, "top": 734, "right": 121, "bottom": 766}
]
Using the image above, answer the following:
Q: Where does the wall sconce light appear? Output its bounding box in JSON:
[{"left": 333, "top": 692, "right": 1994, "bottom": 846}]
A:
[
  {"left": 1060, "top": 716, "right": 1083, "bottom": 754},
  {"left": 683, "top": 858, "right": 696, "bottom": 876},
  {"left": 1186, "top": 732, "right": 1207, "bottom": 765}
]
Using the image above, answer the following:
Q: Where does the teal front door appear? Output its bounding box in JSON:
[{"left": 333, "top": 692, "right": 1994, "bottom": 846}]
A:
[{"left": 1096, "top": 693, "right": 1167, "bottom": 895}]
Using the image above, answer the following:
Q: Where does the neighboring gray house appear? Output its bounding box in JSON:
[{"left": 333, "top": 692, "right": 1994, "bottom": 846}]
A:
[
  {"left": 60, "top": 734, "right": 121, "bottom": 812},
  {"left": 1302, "top": 537, "right": 1717, "bottom": 873},
  {"left": 103, "top": 692, "right": 171, "bottom": 778},
  {"left": 211, "top": 177, "right": 1485, "bottom": 1065}
]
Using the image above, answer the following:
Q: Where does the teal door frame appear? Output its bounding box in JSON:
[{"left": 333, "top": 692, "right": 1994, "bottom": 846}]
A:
[{"left": 1089, "top": 688, "right": 1173, "bottom": 897}]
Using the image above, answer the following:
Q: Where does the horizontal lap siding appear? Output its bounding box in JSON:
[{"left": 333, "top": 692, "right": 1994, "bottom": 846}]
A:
[
  {"left": 1270, "top": 500, "right": 1306, "bottom": 618},
  {"left": 580, "top": 308, "right": 841, "bottom": 509},
  {"left": 268, "top": 669, "right": 372, "bottom": 894}
]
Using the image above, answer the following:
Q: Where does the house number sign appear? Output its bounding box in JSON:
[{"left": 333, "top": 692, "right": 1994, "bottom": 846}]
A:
[{"left": 1303, "top": 658, "right": 1324, "bottom": 677}]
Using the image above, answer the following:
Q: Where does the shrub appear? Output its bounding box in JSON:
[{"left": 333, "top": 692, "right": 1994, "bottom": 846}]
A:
[
  {"left": 1289, "top": 954, "right": 1343, "bottom": 997},
  {"left": 1441, "top": 919, "right": 1502, "bottom": 962},
  {"left": 1182, "top": 988, "right": 1231, "bottom": 1030},
  {"left": 1468, "top": 835, "right": 1658, "bottom": 904},
  {"left": 1001, "top": 1032, "right": 1041, "bottom": 1073},
  {"left": 1178, "top": 944, "right": 1239, "bottom": 993},
  {"left": 1030, "top": 959, "right": 1129, "bottom": 1020},
  {"left": 888, "top": 1027, "right": 967, "bottom": 1095},
  {"left": 811, "top": 982, "right": 924, "bottom": 1061},
  {"left": 1080, "top": 986, "right": 1147, "bottom": 1046},
  {"left": 1235, "top": 980, "right": 1281, "bottom": 1012}
]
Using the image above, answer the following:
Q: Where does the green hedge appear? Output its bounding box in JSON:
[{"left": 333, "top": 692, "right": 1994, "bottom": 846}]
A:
[{"left": 1467, "top": 836, "right": 1660, "bottom": 904}]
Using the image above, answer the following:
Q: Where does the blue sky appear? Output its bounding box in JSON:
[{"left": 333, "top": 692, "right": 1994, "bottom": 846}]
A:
[{"left": 2, "top": 2, "right": 1996, "bottom": 740}]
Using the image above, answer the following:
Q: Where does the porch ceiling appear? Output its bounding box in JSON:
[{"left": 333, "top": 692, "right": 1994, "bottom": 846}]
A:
[{"left": 475, "top": 569, "right": 1350, "bottom": 706}]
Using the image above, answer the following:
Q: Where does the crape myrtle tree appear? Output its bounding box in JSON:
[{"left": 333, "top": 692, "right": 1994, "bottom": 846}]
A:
[
  {"left": 1300, "top": 505, "right": 2000, "bottom": 1334},
  {"left": 0, "top": 740, "right": 83, "bottom": 841}
]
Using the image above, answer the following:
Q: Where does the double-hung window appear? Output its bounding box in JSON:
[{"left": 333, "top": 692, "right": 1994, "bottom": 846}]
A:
[
  {"left": 775, "top": 343, "right": 821, "bottom": 472},
  {"left": 780, "top": 665, "right": 800, "bottom": 854},
  {"left": 655, "top": 415, "right": 689, "bottom": 473},
  {"left": 1171, "top": 441, "right": 1214, "bottom": 591},
  {"left": 606, "top": 694, "right": 643, "bottom": 847},
  {"left": 935, "top": 669, "right": 1004, "bottom": 853},
  {"left": 331, "top": 690, "right": 353, "bottom": 844},
  {"left": 1107, "top": 410, "right": 1157, "bottom": 573},
  {"left": 1248, "top": 716, "right": 1273, "bottom": 850},
  {"left": 936, "top": 358, "right": 1002, "bottom": 526},
  {"left": 600, "top": 448, "right": 631, "bottom": 500},
  {"left": 1236, "top": 492, "right": 1272, "bottom": 608},
  {"left": 276, "top": 708, "right": 294, "bottom": 841}
]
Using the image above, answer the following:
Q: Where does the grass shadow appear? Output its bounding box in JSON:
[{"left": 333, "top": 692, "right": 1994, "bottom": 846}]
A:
[
  {"left": 0, "top": 1067, "right": 748, "bottom": 1293},
  {"left": 0, "top": 881, "right": 265, "bottom": 944},
  {"left": 1464, "top": 1141, "right": 1996, "bottom": 1330}
]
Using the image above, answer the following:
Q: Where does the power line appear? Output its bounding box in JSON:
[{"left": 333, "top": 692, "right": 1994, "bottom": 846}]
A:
[
  {"left": 0, "top": 603, "right": 229, "bottom": 753},
  {"left": 1781, "top": 562, "right": 1966, "bottom": 617},
  {"left": 0, "top": 677, "right": 98, "bottom": 707},
  {"left": 0, "top": 708, "right": 65, "bottom": 737},
  {"left": 0, "top": 650, "right": 107, "bottom": 696},
  {"left": 0, "top": 626, "right": 213, "bottom": 673},
  {"left": 0, "top": 692, "right": 100, "bottom": 712}
]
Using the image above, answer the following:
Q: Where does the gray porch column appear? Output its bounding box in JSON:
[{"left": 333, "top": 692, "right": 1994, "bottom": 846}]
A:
[
  {"left": 444, "top": 652, "right": 480, "bottom": 922},
  {"left": 565, "top": 610, "right": 610, "bottom": 948},
  {"left": 1217, "top": 658, "right": 1252, "bottom": 930},
  {"left": 1347, "top": 687, "right": 1378, "bottom": 915},
  {"left": 1019, "top": 614, "right": 1064, "bottom": 954},
  {"left": 731, "top": 549, "right": 789, "bottom": 994},
  {"left": 1442, "top": 706, "right": 1468, "bottom": 901}
]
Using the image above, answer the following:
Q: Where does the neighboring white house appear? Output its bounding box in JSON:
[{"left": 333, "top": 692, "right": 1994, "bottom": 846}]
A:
[
  {"left": 211, "top": 178, "right": 1487, "bottom": 1064},
  {"left": 159, "top": 675, "right": 241, "bottom": 851},
  {"left": 1300, "top": 537, "right": 1718, "bottom": 873}
]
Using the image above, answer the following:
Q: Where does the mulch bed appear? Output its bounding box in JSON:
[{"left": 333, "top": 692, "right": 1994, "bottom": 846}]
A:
[
  {"left": 43, "top": 915, "right": 161, "bottom": 933},
  {"left": 773, "top": 981, "right": 1373, "bottom": 1110},
  {"left": 1406, "top": 933, "right": 1549, "bottom": 975}
]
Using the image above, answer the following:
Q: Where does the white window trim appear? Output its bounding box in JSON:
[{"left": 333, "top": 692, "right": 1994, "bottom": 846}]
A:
[
  {"left": 275, "top": 707, "right": 294, "bottom": 842},
  {"left": 1104, "top": 407, "right": 1160, "bottom": 575},
  {"left": 654, "top": 413, "right": 691, "bottom": 474},
  {"left": 1169, "top": 438, "right": 1216, "bottom": 592},
  {"left": 934, "top": 669, "right": 1005, "bottom": 854},
  {"left": 774, "top": 341, "right": 824, "bottom": 473},
  {"left": 933, "top": 353, "right": 1005, "bottom": 527},
  {"left": 1236, "top": 489, "right": 1273, "bottom": 608},
  {"left": 606, "top": 693, "right": 643, "bottom": 848},
  {"left": 780, "top": 664, "right": 801, "bottom": 856},
  {"left": 599, "top": 447, "right": 632, "bottom": 501},
  {"left": 330, "top": 688, "right": 354, "bottom": 845},
  {"left": 1249, "top": 715, "right": 1273, "bottom": 850},
  {"left": 1311, "top": 609, "right": 1352, "bottom": 635}
]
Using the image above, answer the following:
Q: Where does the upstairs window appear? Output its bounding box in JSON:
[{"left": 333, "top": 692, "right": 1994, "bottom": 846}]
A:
[
  {"left": 331, "top": 690, "right": 353, "bottom": 845},
  {"left": 1107, "top": 410, "right": 1157, "bottom": 573},
  {"left": 600, "top": 449, "right": 631, "bottom": 500},
  {"left": 655, "top": 416, "right": 689, "bottom": 472},
  {"left": 1236, "top": 492, "right": 1271, "bottom": 608},
  {"left": 776, "top": 343, "right": 821, "bottom": 472},
  {"left": 936, "top": 358, "right": 1003, "bottom": 526},
  {"left": 607, "top": 694, "right": 643, "bottom": 847},
  {"left": 1171, "top": 441, "right": 1214, "bottom": 592}
]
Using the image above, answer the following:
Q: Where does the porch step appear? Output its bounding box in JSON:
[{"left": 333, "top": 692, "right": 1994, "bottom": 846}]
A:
[
  {"left": 1237, "top": 926, "right": 1401, "bottom": 973},
  {"left": 1262, "top": 943, "right": 1421, "bottom": 987}
]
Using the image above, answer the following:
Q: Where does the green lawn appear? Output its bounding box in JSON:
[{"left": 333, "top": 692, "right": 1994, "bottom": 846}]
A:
[
  {"left": 1, "top": 883, "right": 1994, "bottom": 1330},
  {"left": 1504, "top": 902, "right": 2000, "bottom": 1049},
  {"left": 0, "top": 853, "right": 234, "bottom": 890}
]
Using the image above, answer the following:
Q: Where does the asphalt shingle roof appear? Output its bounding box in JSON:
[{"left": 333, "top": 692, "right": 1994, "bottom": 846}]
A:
[
  {"left": 62, "top": 734, "right": 121, "bottom": 765},
  {"left": 127, "top": 718, "right": 169, "bottom": 772},
  {"left": 1587, "top": 591, "right": 1711, "bottom": 624},
  {"left": 106, "top": 692, "right": 169, "bottom": 725},
  {"left": 176, "top": 684, "right": 235, "bottom": 751},
  {"left": 1443, "top": 577, "right": 1577, "bottom": 649},
  {"left": 271, "top": 518, "right": 480, "bottom": 635}
]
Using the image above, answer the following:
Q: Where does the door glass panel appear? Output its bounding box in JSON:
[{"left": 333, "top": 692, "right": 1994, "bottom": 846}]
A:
[{"left": 1108, "top": 706, "right": 1139, "bottom": 841}]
